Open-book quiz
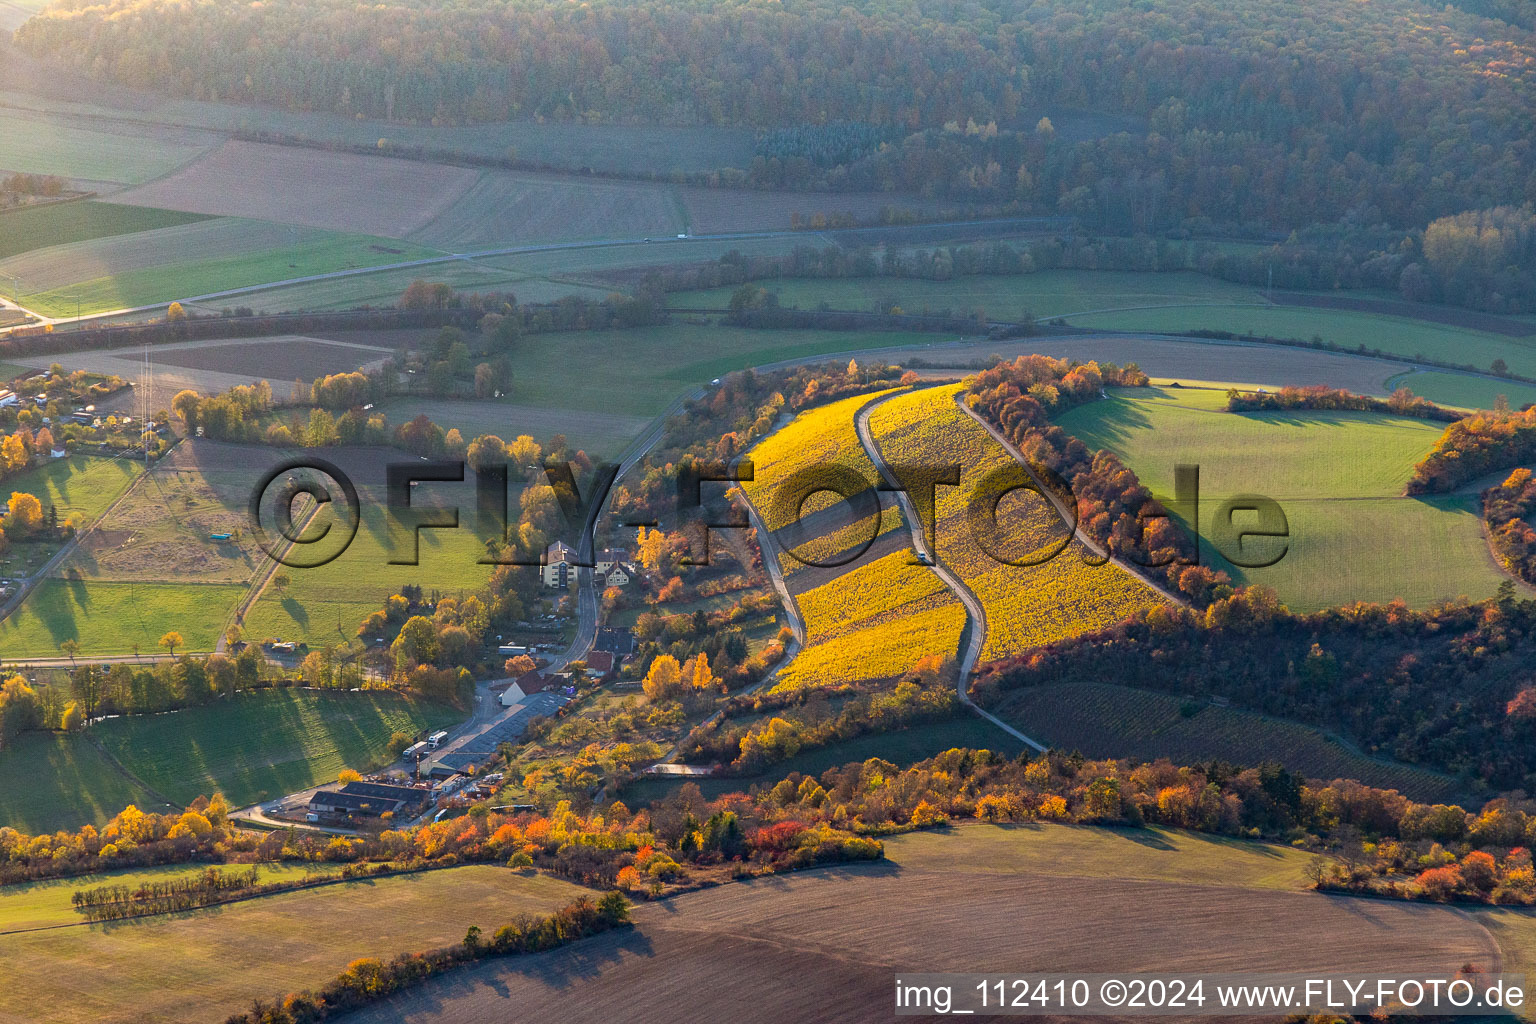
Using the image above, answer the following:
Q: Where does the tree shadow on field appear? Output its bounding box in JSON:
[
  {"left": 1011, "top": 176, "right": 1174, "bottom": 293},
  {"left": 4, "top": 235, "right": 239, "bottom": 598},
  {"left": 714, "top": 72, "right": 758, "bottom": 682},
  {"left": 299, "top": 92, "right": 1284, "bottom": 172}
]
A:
[{"left": 1064, "top": 395, "right": 1154, "bottom": 448}]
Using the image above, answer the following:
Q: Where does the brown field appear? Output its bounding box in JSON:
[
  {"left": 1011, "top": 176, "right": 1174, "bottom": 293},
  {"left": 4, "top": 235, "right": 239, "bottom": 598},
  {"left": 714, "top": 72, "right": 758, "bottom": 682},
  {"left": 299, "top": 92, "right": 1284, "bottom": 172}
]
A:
[
  {"left": 411, "top": 170, "right": 686, "bottom": 249},
  {"left": 339, "top": 824, "right": 1501, "bottom": 1024},
  {"left": 148, "top": 336, "right": 392, "bottom": 380},
  {"left": 678, "top": 183, "right": 945, "bottom": 234},
  {"left": 112, "top": 141, "right": 478, "bottom": 239}
]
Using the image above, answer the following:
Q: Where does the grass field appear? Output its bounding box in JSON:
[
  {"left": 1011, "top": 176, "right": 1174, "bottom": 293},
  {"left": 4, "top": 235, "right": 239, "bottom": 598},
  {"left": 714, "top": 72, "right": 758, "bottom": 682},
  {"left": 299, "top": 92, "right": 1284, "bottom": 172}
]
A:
[
  {"left": 0, "top": 864, "right": 588, "bottom": 1024},
  {"left": 869, "top": 385, "right": 1164, "bottom": 659},
  {"left": 0, "top": 731, "right": 166, "bottom": 834},
  {"left": 242, "top": 474, "right": 496, "bottom": 646},
  {"left": 0, "top": 455, "right": 143, "bottom": 577},
  {"left": 0, "top": 861, "right": 321, "bottom": 932},
  {"left": 64, "top": 455, "right": 263, "bottom": 584},
  {"left": 233, "top": 260, "right": 615, "bottom": 313},
  {"left": 622, "top": 714, "right": 1025, "bottom": 803},
  {"left": 0, "top": 202, "right": 213, "bottom": 263},
  {"left": 2, "top": 454, "right": 143, "bottom": 522},
  {"left": 470, "top": 325, "right": 936, "bottom": 420},
  {"left": 16, "top": 229, "right": 443, "bottom": 317},
  {"left": 666, "top": 270, "right": 1536, "bottom": 380},
  {"left": 1387, "top": 369, "right": 1536, "bottom": 412},
  {"left": 341, "top": 823, "right": 1498, "bottom": 1024},
  {"left": 0, "top": 108, "right": 215, "bottom": 184},
  {"left": 995, "top": 681, "right": 1464, "bottom": 803},
  {"left": 93, "top": 688, "right": 463, "bottom": 808},
  {"left": 1054, "top": 384, "right": 1511, "bottom": 610},
  {"left": 0, "top": 579, "right": 244, "bottom": 656}
]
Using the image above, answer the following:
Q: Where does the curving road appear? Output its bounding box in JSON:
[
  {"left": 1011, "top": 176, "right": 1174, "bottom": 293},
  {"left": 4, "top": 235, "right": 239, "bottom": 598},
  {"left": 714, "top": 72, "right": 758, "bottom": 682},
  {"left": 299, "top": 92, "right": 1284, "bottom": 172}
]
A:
[{"left": 853, "top": 390, "right": 1046, "bottom": 752}]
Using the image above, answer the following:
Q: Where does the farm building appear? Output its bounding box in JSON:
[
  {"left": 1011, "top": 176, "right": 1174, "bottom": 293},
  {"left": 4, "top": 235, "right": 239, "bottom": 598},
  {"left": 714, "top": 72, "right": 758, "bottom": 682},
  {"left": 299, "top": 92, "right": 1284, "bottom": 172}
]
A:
[
  {"left": 542, "top": 541, "right": 578, "bottom": 588},
  {"left": 306, "top": 780, "right": 434, "bottom": 823},
  {"left": 499, "top": 670, "right": 554, "bottom": 707}
]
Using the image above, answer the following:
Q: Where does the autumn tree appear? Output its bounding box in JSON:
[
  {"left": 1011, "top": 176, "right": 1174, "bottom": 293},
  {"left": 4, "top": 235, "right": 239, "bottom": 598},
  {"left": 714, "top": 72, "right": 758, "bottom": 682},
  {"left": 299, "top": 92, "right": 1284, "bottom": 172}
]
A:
[
  {"left": 641, "top": 654, "right": 686, "bottom": 702},
  {"left": 158, "top": 631, "right": 184, "bottom": 657}
]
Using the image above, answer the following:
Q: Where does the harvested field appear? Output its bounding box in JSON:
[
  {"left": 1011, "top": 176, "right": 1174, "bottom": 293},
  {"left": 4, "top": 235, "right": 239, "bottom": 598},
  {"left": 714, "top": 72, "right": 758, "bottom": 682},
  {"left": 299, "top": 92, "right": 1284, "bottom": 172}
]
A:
[
  {"left": 995, "top": 681, "right": 1465, "bottom": 803},
  {"left": 373, "top": 396, "right": 648, "bottom": 458},
  {"left": 63, "top": 445, "right": 265, "bottom": 584},
  {"left": 0, "top": 106, "right": 215, "bottom": 184},
  {"left": 111, "top": 140, "right": 478, "bottom": 239},
  {"left": 411, "top": 171, "right": 685, "bottom": 249},
  {"left": 337, "top": 824, "right": 1501, "bottom": 1024},
  {"left": 148, "top": 336, "right": 391, "bottom": 380},
  {"left": 678, "top": 184, "right": 944, "bottom": 234},
  {"left": 0, "top": 865, "right": 589, "bottom": 1024}
]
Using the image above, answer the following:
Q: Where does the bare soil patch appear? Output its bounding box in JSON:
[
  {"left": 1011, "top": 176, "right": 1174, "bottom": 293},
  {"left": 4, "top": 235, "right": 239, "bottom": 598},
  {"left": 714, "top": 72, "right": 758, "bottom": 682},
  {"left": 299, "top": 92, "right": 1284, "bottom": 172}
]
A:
[
  {"left": 112, "top": 141, "right": 477, "bottom": 239},
  {"left": 339, "top": 843, "right": 1498, "bottom": 1024},
  {"left": 149, "top": 336, "right": 391, "bottom": 380}
]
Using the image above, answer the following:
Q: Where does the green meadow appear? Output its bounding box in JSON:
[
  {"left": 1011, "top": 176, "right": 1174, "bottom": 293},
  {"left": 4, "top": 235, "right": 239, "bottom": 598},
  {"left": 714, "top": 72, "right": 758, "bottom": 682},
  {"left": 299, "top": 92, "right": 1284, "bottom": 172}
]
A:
[{"left": 1054, "top": 384, "right": 1511, "bottom": 611}]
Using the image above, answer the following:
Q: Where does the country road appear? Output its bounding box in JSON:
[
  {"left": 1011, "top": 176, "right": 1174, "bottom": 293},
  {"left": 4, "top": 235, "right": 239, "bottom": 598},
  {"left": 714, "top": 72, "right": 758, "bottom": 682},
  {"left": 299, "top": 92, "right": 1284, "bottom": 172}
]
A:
[
  {"left": 852, "top": 390, "right": 1046, "bottom": 753},
  {"left": 0, "top": 218, "right": 1061, "bottom": 332}
]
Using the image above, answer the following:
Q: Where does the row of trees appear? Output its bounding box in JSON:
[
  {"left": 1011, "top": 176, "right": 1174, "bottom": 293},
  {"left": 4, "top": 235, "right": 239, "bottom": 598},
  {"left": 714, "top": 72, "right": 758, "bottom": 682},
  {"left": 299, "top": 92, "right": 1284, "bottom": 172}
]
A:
[
  {"left": 964, "top": 355, "right": 1232, "bottom": 605},
  {"left": 1484, "top": 467, "right": 1536, "bottom": 586},
  {"left": 1408, "top": 405, "right": 1536, "bottom": 493},
  {"left": 1226, "top": 385, "right": 1460, "bottom": 422}
]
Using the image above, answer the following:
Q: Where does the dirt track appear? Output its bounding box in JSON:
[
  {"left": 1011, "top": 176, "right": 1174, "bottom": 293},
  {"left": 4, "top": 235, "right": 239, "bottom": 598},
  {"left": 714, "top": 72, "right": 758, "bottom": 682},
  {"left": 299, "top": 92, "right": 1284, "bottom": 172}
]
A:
[{"left": 338, "top": 836, "right": 1499, "bottom": 1024}]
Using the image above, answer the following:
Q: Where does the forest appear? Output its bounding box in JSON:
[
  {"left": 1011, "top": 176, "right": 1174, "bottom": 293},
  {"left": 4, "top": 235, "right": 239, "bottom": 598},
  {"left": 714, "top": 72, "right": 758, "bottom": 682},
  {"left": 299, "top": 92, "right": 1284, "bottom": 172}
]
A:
[
  {"left": 15, "top": 0, "right": 1536, "bottom": 241},
  {"left": 972, "top": 586, "right": 1536, "bottom": 792}
]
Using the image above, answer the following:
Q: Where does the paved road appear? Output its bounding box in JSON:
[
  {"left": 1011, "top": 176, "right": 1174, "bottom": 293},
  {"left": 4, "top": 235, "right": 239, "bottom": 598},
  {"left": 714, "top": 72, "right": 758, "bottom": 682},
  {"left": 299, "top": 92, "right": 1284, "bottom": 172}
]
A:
[
  {"left": 0, "top": 221, "right": 1043, "bottom": 332},
  {"left": 853, "top": 390, "right": 1046, "bottom": 753}
]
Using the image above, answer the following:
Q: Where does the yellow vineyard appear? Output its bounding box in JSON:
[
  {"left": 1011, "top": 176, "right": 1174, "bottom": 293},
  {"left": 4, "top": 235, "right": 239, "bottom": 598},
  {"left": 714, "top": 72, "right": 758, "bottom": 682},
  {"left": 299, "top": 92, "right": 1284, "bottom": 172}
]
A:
[{"left": 867, "top": 384, "right": 1164, "bottom": 660}]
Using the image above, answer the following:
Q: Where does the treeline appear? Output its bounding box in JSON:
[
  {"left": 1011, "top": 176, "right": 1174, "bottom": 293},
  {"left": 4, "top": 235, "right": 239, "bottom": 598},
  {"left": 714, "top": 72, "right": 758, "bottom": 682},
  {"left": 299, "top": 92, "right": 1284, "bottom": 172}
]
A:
[
  {"left": 17, "top": 0, "right": 1536, "bottom": 237},
  {"left": 1407, "top": 405, "right": 1536, "bottom": 494},
  {"left": 1226, "top": 385, "right": 1461, "bottom": 422},
  {"left": 964, "top": 355, "right": 1232, "bottom": 605},
  {"left": 73, "top": 866, "right": 263, "bottom": 922},
  {"left": 1484, "top": 468, "right": 1536, "bottom": 587},
  {"left": 676, "top": 655, "right": 957, "bottom": 774},
  {"left": 972, "top": 586, "right": 1536, "bottom": 792},
  {"left": 223, "top": 894, "right": 632, "bottom": 1024},
  {"left": 1320, "top": 841, "right": 1536, "bottom": 906}
]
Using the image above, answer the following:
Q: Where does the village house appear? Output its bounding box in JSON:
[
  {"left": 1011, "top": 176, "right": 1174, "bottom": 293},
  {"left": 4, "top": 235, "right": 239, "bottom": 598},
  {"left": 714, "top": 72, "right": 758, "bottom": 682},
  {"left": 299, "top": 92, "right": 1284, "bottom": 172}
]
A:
[{"left": 542, "top": 541, "right": 578, "bottom": 588}]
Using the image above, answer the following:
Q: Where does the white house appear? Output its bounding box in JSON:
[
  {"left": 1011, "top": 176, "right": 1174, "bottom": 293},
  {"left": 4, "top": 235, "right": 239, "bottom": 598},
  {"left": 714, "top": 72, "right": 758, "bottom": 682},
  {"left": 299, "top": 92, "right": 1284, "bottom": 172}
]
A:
[
  {"left": 542, "top": 541, "right": 578, "bottom": 588},
  {"left": 594, "top": 548, "right": 627, "bottom": 573},
  {"left": 598, "top": 561, "right": 638, "bottom": 587}
]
